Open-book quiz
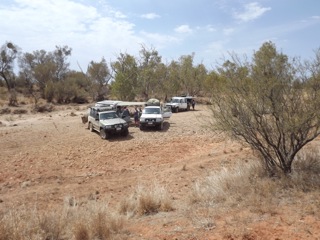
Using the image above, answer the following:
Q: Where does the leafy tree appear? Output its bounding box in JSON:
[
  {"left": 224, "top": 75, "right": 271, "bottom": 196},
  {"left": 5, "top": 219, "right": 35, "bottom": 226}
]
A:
[
  {"left": 138, "top": 45, "right": 162, "bottom": 100},
  {"left": 163, "top": 60, "right": 182, "bottom": 99},
  {"left": 67, "top": 71, "right": 91, "bottom": 103},
  {"left": 52, "top": 72, "right": 89, "bottom": 103},
  {"left": 204, "top": 70, "right": 224, "bottom": 96},
  {"left": 192, "top": 63, "right": 207, "bottom": 96},
  {"left": 18, "top": 52, "right": 41, "bottom": 105},
  {"left": 209, "top": 42, "right": 320, "bottom": 175},
  {"left": 19, "top": 46, "right": 72, "bottom": 101},
  {"left": 0, "top": 42, "right": 19, "bottom": 105},
  {"left": 154, "top": 62, "right": 170, "bottom": 100},
  {"left": 52, "top": 46, "right": 72, "bottom": 83},
  {"left": 111, "top": 53, "right": 138, "bottom": 101},
  {"left": 178, "top": 54, "right": 194, "bottom": 95},
  {"left": 87, "top": 58, "right": 111, "bottom": 101}
]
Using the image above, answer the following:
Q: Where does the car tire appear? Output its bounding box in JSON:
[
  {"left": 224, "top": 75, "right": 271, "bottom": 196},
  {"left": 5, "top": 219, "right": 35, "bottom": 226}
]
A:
[
  {"left": 89, "top": 122, "right": 94, "bottom": 132},
  {"left": 100, "top": 129, "right": 109, "bottom": 139},
  {"left": 140, "top": 125, "right": 145, "bottom": 131},
  {"left": 158, "top": 122, "right": 164, "bottom": 131},
  {"left": 175, "top": 107, "right": 179, "bottom": 113},
  {"left": 121, "top": 128, "right": 129, "bottom": 137}
]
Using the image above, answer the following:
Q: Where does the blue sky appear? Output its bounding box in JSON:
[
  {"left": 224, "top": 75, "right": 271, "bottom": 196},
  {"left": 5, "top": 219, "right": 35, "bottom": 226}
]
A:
[{"left": 1, "top": 0, "right": 319, "bottom": 71}]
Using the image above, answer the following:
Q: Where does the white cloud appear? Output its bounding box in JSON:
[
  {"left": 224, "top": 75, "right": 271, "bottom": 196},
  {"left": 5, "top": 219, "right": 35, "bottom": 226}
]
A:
[
  {"left": 206, "top": 41, "right": 225, "bottom": 53},
  {"left": 233, "top": 2, "right": 271, "bottom": 22},
  {"left": 223, "top": 28, "right": 235, "bottom": 35},
  {"left": 205, "top": 25, "right": 217, "bottom": 32},
  {"left": 141, "top": 13, "right": 160, "bottom": 20},
  {"left": 139, "top": 31, "right": 180, "bottom": 48},
  {"left": 174, "top": 24, "right": 193, "bottom": 34},
  {"left": 0, "top": 0, "right": 143, "bottom": 69}
]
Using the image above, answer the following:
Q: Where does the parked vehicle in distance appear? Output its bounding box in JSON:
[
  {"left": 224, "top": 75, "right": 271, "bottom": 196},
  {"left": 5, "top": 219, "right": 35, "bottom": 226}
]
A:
[
  {"left": 165, "top": 96, "right": 193, "bottom": 113},
  {"left": 87, "top": 107, "right": 129, "bottom": 139},
  {"left": 139, "top": 106, "right": 172, "bottom": 131}
]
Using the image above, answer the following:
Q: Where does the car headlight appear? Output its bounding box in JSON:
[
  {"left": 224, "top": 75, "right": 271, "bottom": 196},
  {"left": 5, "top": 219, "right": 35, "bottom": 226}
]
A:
[
  {"left": 140, "top": 118, "right": 145, "bottom": 122},
  {"left": 156, "top": 118, "right": 163, "bottom": 122},
  {"left": 123, "top": 122, "right": 128, "bottom": 127},
  {"left": 105, "top": 125, "right": 112, "bottom": 129}
]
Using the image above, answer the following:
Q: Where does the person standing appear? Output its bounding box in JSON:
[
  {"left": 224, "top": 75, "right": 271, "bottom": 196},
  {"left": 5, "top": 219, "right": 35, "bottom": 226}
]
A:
[
  {"left": 122, "top": 106, "right": 130, "bottom": 117},
  {"left": 134, "top": 107, "right": 140, "bottom": 127},
  {"left": 191, "top": 99, "right": 196, "bottom": 110},
  {"left": 139, "top": 107, "right": 143, "bottom": 118}
]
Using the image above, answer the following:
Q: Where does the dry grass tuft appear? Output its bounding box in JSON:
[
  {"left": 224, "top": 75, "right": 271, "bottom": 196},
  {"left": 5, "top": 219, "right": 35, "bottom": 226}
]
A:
[
  {"left": 0, "top": 108, "right": 11, "bottom": 115},
  {"left": 33, "top": 103, "right": 55, "bottom": 113},
  {"left": 72, "top": 202, "right": 126, "bottom": 239},
  {"left": 90, "top": 212, "right": 111, "bottom": 239},
  {"left": 189, "top": 147, "right": 320, "bottom": 226},
  {"left": 182, "top": 164, "right": 187, "bottom": 171},
  {"left": 38, "top": 211, "right": 67, "bottom": 240},
  {"left": 74, "top": 223, "right": 90, "bottom": 240},
  {"left": 119, "top": 183, "right": 174, "bottom": 217},
  {"left": 0, "top": 201, "right": 127, "bottom": 240},
  {"left": 12, "top": 109, "right": 28, "bottom": 115}
]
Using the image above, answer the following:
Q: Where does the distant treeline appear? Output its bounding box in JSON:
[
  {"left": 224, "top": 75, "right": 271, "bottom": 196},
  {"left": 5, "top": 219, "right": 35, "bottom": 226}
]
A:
[{"left": 0, "top": 41, "right": 318, "bottom": 106}]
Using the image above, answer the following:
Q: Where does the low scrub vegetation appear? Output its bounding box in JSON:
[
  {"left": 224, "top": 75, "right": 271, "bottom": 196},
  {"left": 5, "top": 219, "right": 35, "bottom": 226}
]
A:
[
  {"left": 189, "top": 147, "right": 320, "bottom": 229},
  {"left": 0, "top": 184, "right": 174, "bottom": 239},
  {"left": 118, "top": 183, "right": 174, "bottom": 217},
  {"left": 0, "top": 149, "right": 319, "bottom": 238},
  {"left": 0, "top": 202, "right": 127, "bottom": 240}
]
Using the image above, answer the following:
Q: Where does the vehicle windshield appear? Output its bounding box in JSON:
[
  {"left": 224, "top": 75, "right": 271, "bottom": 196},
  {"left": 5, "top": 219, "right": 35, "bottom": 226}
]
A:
[
  {"left": 144, "top": 108, "right": 160, "bottom": 114},
  {"left": 171, "top": 98, "right": 180, "bottom": 103},
  {"left": 100, "top": 112, "right": 118, "bottom": 120}
]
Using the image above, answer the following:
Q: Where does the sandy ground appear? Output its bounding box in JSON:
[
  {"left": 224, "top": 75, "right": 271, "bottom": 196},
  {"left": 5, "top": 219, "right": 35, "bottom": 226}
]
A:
[{"left": 0, "top": 104, "right": 319, "bottom": 239}]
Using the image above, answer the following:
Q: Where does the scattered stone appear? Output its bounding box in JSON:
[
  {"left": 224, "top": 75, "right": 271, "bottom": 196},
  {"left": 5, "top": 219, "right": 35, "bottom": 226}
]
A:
[{"left": 21, "top": 181, "right": 31, "bottom": 188}]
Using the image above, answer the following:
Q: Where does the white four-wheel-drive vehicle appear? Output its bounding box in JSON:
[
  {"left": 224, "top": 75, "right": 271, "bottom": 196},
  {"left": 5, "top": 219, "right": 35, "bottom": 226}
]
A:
[
  {"left": 88, "top": 107, "right": 129, "bottom": 139},
  {"left": 165, "top": 96, "right": 193, "bottom": 113},
  {"left": 139, "top": 106, "right": 172, "bottom": 131}
]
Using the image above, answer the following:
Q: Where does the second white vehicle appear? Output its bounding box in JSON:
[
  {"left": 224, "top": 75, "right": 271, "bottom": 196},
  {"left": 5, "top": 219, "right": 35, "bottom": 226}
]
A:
[
  {"left": 139, "top": 106, "right": 172, "bottom": 131},
  {"left": 165, "top": 96, "right": 193, "bottom": 113}
]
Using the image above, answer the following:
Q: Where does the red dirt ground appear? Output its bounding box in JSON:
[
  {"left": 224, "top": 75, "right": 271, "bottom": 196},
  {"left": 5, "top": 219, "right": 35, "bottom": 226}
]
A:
[{"left": 0, "top": 104, "right": 319, "bottom": 239}]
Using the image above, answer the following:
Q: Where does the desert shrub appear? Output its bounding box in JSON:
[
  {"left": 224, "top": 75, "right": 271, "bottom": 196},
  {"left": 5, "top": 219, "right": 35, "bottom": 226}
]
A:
[
  {"left": 0, "top": 87, "right": 7, "bottom": 101},
  {"left": 74, "top": 223, "right": 90, "bottom": 240},
  {"left": 0, "top": 108, "right": 11, "bottom": 114},
  {"left": 72, "top": 88, "right": 89, "bottom": 104},
  {"left": 209, "top": 42, "right": 320, "bottom": 175},
  {"left": 44, "top": 79, "right": 89, "bottom": 104},
  {"left": 119, "top": 183, "right": 174, "bottom": 217},
  {"left": 12, "top": 109, "right": 28, "bottom": 114},
  {"left": 44, "top": 82, "right": 55, "bottom": 103},
  {"left": 289, "top": 148, "right": 320, "bottom": 192},
  {"left": 8, "top": 89, "right": 18, "bottom": 107},
  {"left": 90, "top": 212, "right": 111, "bottom": 240},
  {"left": 0, "top": 201, "right": 126, "bottom": 240},
  {"left": 33, "top": 103, "right": 55, "bottom": 113},
  {"left": 190, "top": 147, "right": 320, "bottom": 216},
  {"left": 37, "top": 211, "right": 68, "bottom": 240},
  {"left": 0, "top": 206, "right": 69, "bottom": 240},
  {"left": 71, "top": 201, "right": 126, "bottom": 240}
]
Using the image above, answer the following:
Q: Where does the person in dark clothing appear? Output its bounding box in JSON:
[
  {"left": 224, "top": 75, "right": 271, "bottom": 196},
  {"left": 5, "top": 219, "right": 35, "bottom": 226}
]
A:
[
  {"left": 122, "top": 106, "right": 130, "bottom": 117},
  {"left": 191, "top": 99, "right": 195, "bottom": 110},
  {"left": 116, "top": 106, "right": 122, "bottom": 117},
  {"left": 134, "top": 107, "right": 140, "bottom": 127}
]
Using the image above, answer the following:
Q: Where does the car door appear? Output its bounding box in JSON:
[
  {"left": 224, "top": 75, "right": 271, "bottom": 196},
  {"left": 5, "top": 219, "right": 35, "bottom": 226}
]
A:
[
  {"left": 162, "top": 106, "right": 172, "bottom": 118},
  {"left": 90, "top": 108, "right": 100, "bottom": 130}
]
